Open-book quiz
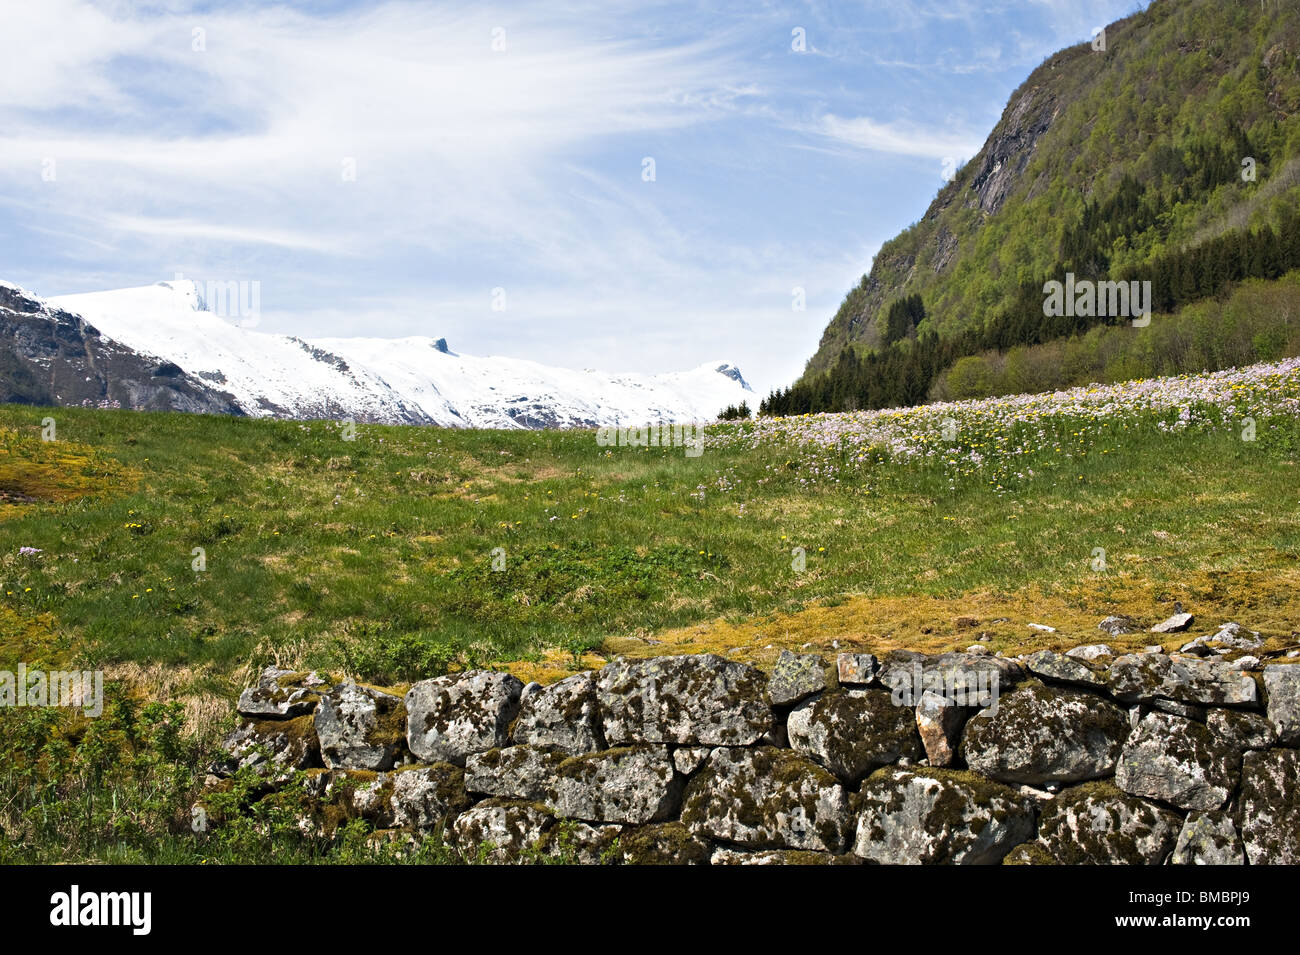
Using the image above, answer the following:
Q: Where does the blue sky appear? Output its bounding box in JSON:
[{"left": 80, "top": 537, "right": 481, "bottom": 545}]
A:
[{"left": 0, "top": 0, "right": 1146, "bottom": 393}]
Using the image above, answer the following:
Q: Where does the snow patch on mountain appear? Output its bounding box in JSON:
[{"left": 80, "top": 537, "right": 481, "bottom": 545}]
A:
[{"left": 47, "top": 281, "right": 752, "bottom": 428}]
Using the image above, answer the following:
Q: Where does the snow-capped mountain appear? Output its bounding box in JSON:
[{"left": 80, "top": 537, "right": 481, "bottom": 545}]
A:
[
  {"left": 0, "top": 279, "right": 241, "bottom": 416},
  {"left": 41, "top": 280, "right": 752, "bottom": 428}
]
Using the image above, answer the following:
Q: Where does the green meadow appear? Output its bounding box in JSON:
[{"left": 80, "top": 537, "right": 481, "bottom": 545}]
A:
[{"left": 0, "top": 388, "right": 1298, "bottom": 861}]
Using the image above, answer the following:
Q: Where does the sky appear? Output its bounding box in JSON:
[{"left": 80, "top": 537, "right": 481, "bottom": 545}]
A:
[{"left": 0, "top": 0, "right": 1147, "bottom": 395}]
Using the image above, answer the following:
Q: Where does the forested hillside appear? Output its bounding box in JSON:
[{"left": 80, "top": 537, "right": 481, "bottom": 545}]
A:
[{"left": 767, "top": 0, "right": 1300, "bottom": 415}]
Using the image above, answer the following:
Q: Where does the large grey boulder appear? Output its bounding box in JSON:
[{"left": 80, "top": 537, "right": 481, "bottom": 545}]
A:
[
  {"left": 767, "top": 650, "right": 826, "bottom": 706},
  {"left": 211, "top": 715, "right": 320, "bottom": 778},
  {"left": 787, "top": 689, "right": 923, "bottom": 782},
  {"left": 1114, "top": 712, "right": 1238, "bottom": 811},
  {"left": 465, "top": 744, "right": 679, "bottom": 824},
  {"left": 681, "top": 746, "right": 851, "bottom": 852},
  {"left": 595, "top": 654, "right": 772, "bottom": 746},
  {"left": 961, "top": 683, "right": 1128, "bottom": 785},
  {"left": 448, "top": 799, "right": 554, "bottom": 863},
  {"left": 1107, "top": 653, "right": 1256, "bottom": 706},
  {"left": 1025, "top": 650, "right": 1107, "bottom": 689},
  {"left": 1263, "top": 665, "right": 1300, "bottom": 744},
  {"left": 1207, "top": 708, "right": 1277, "bottom": 751},
  {"left": 1036, "top": 782, "right": 1181, "bottom": 864},
  {"left": 237, "top": 667, "right": 329, "bottom": 719},
  {"left": 388, "top": 764, "right": 471, "bottom": 831},
  {"left": 1170, "top": 811, "right": 1246, "bottom": 865},
  {"left": 853, "top": 768, "right": 1036, "bottom": 865},
  {"left": 405, "top": 670, "right": 523, "bottom": 765},
  {"left": 1238, "top": 749, "right": 1300, "bottom": 864},
  {"left": 511, "top": 672, "right": 603, "bottom": 754},
  {"left": 314, "top": 681, "right": 406, "bottom": 771}
]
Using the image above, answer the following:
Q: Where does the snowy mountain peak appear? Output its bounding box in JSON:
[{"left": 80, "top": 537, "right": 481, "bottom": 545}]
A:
[
  {"left": 710, "top": 362, "right": 751, "bottom": 390},
  {"left": 153, "top": 279, "right": 208, "bottom": 312},
  {"left": 42, "top": 281, "right": 752, "bottom": 429}
]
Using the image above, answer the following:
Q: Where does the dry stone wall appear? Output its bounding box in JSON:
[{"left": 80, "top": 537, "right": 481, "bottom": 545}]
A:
[{"left": 208, "top": 636, "right": 1300, "bottom": 864}]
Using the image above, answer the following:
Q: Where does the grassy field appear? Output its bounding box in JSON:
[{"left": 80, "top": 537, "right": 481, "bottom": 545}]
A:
[{"left": 1, "top": 363, "right": 1299, "bottom": 861}]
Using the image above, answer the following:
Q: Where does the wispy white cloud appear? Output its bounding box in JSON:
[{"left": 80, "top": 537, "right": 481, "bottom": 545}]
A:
[{"left": 814, "top": 114, "right": 984, "bottom": 162}]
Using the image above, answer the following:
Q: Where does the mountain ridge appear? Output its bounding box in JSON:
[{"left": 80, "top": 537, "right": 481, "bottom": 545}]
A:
[{"left": 13, "top": 279, "right": 753, "bottom": 429}]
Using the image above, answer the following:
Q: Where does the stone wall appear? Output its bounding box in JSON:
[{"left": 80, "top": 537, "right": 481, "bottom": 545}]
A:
[{"left": 208, "top": 634, "right": 1300, "bottom": 864}]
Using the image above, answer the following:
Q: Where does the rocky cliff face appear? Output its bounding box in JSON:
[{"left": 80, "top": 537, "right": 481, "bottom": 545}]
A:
[
  {"left": 799, "top": 0, "right": 1300, "bottom": 381},
  {"left": 209, "top": 623, "right": 1300, "bottom": 865},
  {"left": 805, "top": 51, "right": 1072, "bottom": 370},
  {"left": 0, "top": 282, "right": 242, "bottom": 416}
]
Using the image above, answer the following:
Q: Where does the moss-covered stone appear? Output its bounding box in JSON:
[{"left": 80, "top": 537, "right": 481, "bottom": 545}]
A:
[
  {"left": 1170, "top": 810, "right": 1245, "bottom": 865},
  {"left": 314, "top": 680, "right": 407, "bottom": 771},
  {"left": 1036, "top": 780, "right": 1181, "bottom": 864},
  {"left": 1237, "top": 748, "right": 1300, "bottom": 864},
  {"left": 465, "top": 743, "right": 680, "bottom": 824},
  {"left": 613, "top": 822, "right": 710, "bottom": 865},
  {"left": 853, "top": 766, "right": 1036, "bottom": 864},
  {"left": 1114, "top": 711, "right": 1238, "bottom": 810},
  {"left": 210, "top": 713, "right": 321, "bottom": 779},
  {"left": 1108, "top": 654, "right": 1257, "bottom": 706},
  {"left": 595, "top": 654, "right": 773, "bottom": 747},
  {"left": 962, "top": 682, "right": 1128, "bottom": 785},
  {"left": 680, "top": 746, "right": 850, "bottom": 852},
  {"left": 448, "top": 798, "right": 556, "bottom": 863},
  {"left": 767, "top": 650, "right": 827, "bottom": 707},
  {"left": 787, "top": 688, "right": 924, "bottom": 783},
  {"left": 511, "top": 671, "right": 603, "bottom": 753},
  {"left": 711, "top": 847, "right": 861, "bottom": 865},
  {"left": 1001, "top": 842, "right": 1057, "bottom": 865},
  {"left": 406, "top": 670, "right": 523, "bottom": 765},
  {"left": 388, "top": 762, "right": 471, "bottom": 832},
  {"left": 237, "top": 666, "right": 329, "bottom": 719}
]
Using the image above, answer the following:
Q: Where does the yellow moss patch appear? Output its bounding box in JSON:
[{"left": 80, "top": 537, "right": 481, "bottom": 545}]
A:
[
  {"left": 496, "top": 648, "right": 607, "bottom": 686},
  {"left": 550, "top": 568, "right": 1300, "bottom": 674},
  {"left": 0, "top": 426, "right": 138, "bottom": 520},
  {"left": 0, "top": 605, "right": 66, "bottom": 667}
]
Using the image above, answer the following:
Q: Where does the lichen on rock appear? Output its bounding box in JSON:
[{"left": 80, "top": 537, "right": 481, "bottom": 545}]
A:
[
  {"left": 853, "top": 767, "right": 1036, "bottom": 865},
  {"left": 962, "top": 682, "right": 1128, "bottom": 785},
  {"left": 405, "top": 670, "right": 523, "bottom": 765},
  {"left": 680, "top": 746, "right": 851, "bottom": 852},
  {"left": 596, "top": 654, "right": 772, "bottom": 747},
  {"left": 1035, "top": 781, "right": 1181, "bottom": 864},
  {"left": 787, "top": 688, "right": 923, "bottom": 782}
]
